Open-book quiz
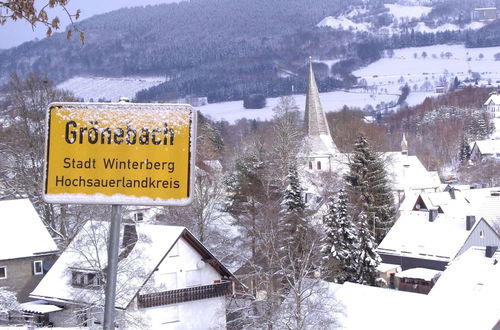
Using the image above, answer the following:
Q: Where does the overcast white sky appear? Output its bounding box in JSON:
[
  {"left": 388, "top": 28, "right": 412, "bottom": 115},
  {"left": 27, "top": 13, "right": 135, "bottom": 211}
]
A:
[{"left": 0, "top": 0, "right": 183, "bottom": 49}]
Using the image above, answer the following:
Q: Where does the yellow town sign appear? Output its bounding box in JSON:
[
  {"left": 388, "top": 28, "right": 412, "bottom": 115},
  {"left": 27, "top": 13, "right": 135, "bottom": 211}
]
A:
[{"left": 43, "top": 102, "right": 196, "bottom": 205}]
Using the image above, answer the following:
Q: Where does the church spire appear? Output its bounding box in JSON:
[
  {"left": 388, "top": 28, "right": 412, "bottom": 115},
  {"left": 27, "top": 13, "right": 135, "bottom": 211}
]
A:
[
  {"left": 401, "top": 133, "right": 408, "bottom": 155},
  {"left": 304, "top": 57, "right": 330, "bottom": 136}
]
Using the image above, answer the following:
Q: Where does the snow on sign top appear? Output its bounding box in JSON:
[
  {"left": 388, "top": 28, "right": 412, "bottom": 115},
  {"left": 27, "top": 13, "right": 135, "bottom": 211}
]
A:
[{"left": 43, "top": 102, "right": 197, "bottom": 206}]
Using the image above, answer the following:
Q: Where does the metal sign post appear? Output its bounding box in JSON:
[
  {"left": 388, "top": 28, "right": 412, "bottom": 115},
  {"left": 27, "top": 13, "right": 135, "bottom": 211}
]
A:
[{"left": 103, "top": 204, "right": 122, "bottom": 330}]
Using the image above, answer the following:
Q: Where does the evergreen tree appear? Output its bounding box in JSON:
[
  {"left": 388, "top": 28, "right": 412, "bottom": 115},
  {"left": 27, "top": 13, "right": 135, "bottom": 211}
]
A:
[
  {"left": 321, "top": 189, "right": 359, "bottom": 283},
  {"left": 458, "top": 135, "right": 471, "bottom": 164},
  {"left": 356, "top": 212, "right": 381, "bottom": 285},
  {"left": 224, "top": 154, "right": 266, "bottom": 262},
  {"left": 345, "top": 135, "right": 396, "bottom": 243},
  {"left": 279, "top": 164, "right": 310, "bottom": 279}
]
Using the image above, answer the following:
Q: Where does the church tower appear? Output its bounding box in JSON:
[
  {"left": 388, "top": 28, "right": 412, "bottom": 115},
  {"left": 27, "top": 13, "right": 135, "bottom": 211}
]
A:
[{"left": 303, "top": 57, "right": 340, "bottom": 171}]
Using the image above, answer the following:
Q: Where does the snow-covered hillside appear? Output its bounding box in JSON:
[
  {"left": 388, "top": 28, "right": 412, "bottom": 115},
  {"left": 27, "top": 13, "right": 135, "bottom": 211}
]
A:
[
  {"left": 354, "top": 44, "right": 500, "bottom": 95},
  {"left": 57, "top": 76, "right": 166, "bottom": 102},
  {"left": 318, "top": 3, "right": 485, "bottom": 35}
]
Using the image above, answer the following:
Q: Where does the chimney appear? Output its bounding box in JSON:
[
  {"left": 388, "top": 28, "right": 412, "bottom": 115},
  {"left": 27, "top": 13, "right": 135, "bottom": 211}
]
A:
[
  {"left": 485, "top": 246, "right": 498, "bottom": 258},
  {"left": 466, "top": 216, "right": 476, "bottom": 231},
  {"left": 119, "top": 224, "right": 138, "bottom": 261},
  {"left": 429, "top": 208, "right": 438, "bottom": 222},
  {"left": 449, "top": 188, "right": 456, "bottom": 200}
]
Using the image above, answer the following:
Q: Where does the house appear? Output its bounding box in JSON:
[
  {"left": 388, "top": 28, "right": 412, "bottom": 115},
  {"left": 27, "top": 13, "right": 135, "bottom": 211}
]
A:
[
  {"left": 471, "top": 7, "right": 498, "bottom": 22},
  {"left": 384, "top": 136, "right": 441, "bottom": 206},
  {"left": 426, "top": 246, "right": 500, "bottom": 330},
  {"left": 394, "top": 267, "right": 441, "bottom": 294},
  {"left": 0, "top": 199, "right": 58, "bottom": 303},
  {"left": 282, "top": 279, "right": 428, "bottom": 330},
  {"left": 290, "top": 266, "right": 499, "bottom": 330},
  {"left": 470, "top": 139, "right": 500, "bottom": 162},
  {"left": 377, "top": 211, "right": 499, "bottom": 271},
  {"left": 410, "top": 186, "right": 500, "bottom": 226},
  {"left": 484, "top": 93, "right": 500, "bottom": 118},
  {"left": 29, "top": 220, "right": 239, "bottom": 329}
]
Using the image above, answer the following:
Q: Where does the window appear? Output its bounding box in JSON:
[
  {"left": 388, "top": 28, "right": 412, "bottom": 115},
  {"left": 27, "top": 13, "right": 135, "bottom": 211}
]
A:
[
  {"left": 71, "top": 271, "right": 103, "bottom": 288},
  {"left": 135, "top": 212, "right": 143, "bottom": 222},
  {"left": 308, "top": 161, "right": 312, "bottom": 170},
  {"left": 480, "top": 230, "right": 484, "bottom": 238},
  {"left": 0, "top": 266, "right": 6, "bottom": 279},
  {"left": 33, "top": 260, "right": 43, "bottom": 275},
  {"left": 317, "top": 161, "right": 321, "bottom": 170}
]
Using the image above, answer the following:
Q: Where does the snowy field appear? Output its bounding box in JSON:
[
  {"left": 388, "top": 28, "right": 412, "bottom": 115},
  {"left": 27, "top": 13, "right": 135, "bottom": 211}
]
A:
[
  {"left": 195, "top": 90, "right": 436, "bottom": 123},
  {"left": 57, "top": 76, "right": 166, "bottom": 102},
  {"left": 353, "top": 44, "right": 500, "bottom": 94},
  {"left": 385, "top": 3, "right": 432, "bottom": 20}
]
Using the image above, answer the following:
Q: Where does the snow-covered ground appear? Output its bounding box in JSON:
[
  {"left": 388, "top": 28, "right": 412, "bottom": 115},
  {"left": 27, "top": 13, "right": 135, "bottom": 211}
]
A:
[
  {"left": 317, "top": 16, "right": 370, "bottom": 32},
  {"left": 57, "top": 76, "right": 166, "bottom": 102},
  {"left": 195, "top": 90, "right": 435, "bottom": 123},
  {"left": 385, "top": 3, "right": 432, "bottom": 20},
  {"left": 319, "top": 3, "right": 484, "bottom": 35},
  {"left": 354, "top": 44, "right": 500, "bottom": 95}
]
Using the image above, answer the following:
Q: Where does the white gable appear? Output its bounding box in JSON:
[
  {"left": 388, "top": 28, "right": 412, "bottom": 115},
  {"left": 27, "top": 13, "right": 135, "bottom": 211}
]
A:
[
  {"left": 31, "top": 221, "right": 185, "bottom": 308},
  {"left": 0, "top": 199, "right": 58, "bottom": 260},
  {"left": 483, "top": 94, "right": 500, "bottom": 106}
]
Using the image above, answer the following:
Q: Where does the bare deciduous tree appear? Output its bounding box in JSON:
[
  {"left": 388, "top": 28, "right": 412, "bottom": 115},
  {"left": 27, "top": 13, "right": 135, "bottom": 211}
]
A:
[{"left": 0, "top": 0, "right": 83, "bottom": 41}]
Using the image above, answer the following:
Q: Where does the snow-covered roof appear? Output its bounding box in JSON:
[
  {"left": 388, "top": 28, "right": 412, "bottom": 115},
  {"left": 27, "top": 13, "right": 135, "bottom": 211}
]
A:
[
  {"left": 484, "top": 94, "right": 500, "bottom": 105},
  {"left": 20, "top": 300, "right": 63, "bottom": 314},
  {"left": 377, "top": 211, "right": 483, "bottom": 261},
  {"left": 415, "top": 187, "right": 500, "bottom": 225},
  {"left": 0, "top": 199, "right": 58, "bottom": 260},
  {"left": 31, "top": 221, "right": 234, "bottom": 309},
  {"left": 377, "top": 262, "right": 400, "bottom": 273},
  {"left": 395, "top": 267, "right": 441, "bottom": 281},
  {"left": 331, "top": 281, "right": 427, "bottom": 330},
  {"left": 384, "top": 152, "right": 441, "bottom": 192},
  {"left": 472, "top": 139, "right": 500, "bottom": 155},
  {"left": 427, "top": 246, "right": 500, "bottom": 330}
]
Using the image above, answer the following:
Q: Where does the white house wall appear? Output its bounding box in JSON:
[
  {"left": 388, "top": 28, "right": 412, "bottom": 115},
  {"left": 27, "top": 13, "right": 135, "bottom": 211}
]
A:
[
  {"left": 151, "top": 237, "right": 222, "bottom": 290},
  {"left": 138, "top": 296, "right": 226, "bottom": 330}
]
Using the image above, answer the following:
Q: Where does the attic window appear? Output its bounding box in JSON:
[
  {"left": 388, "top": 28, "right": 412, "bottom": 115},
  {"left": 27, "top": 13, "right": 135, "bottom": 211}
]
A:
[
  {"left": 480, "top": 230, "right": 484, "bottom": 238},
  {"left": 135, "top": 212, "right": 144, "bottom": 222},
  {"left": 0, "top": 266, "right": 6, "bottom": 279},
  {"left": 71, "top": 271, "right": 103, "bottom": 289},
  {"left": 33, "top": 260, "right": 43, "bottom": 275}
]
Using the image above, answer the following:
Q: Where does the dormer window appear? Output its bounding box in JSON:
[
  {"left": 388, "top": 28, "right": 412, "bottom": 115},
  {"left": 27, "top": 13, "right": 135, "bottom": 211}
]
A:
[
  {"left": 71, "top": 270, "right": 103, "bottom": 289},
  {"left": 135, "top": 212, "right": 144, "bottom": 222}
]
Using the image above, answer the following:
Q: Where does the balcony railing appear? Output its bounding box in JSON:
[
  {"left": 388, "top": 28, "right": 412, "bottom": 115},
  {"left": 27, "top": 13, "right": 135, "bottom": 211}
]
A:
[{"left": 137, "top": 281, "right": 232, "bottom": 308}]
